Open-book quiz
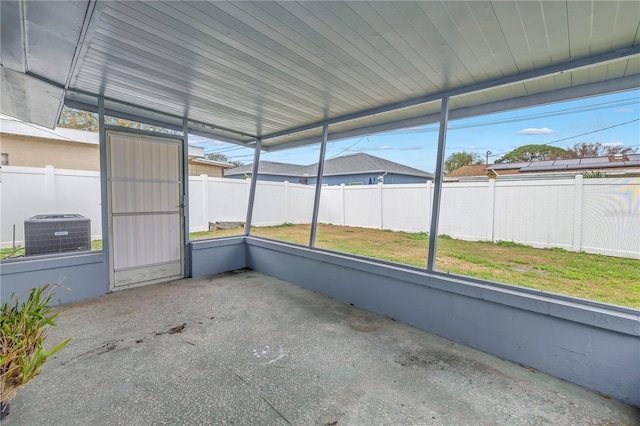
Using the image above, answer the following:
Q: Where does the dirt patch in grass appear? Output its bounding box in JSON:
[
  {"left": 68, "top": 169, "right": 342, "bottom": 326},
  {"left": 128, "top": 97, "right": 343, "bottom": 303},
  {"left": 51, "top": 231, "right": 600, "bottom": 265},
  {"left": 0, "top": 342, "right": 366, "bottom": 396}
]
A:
[{"left": 192, "top": 223, "right": 639, "bottom": 309}]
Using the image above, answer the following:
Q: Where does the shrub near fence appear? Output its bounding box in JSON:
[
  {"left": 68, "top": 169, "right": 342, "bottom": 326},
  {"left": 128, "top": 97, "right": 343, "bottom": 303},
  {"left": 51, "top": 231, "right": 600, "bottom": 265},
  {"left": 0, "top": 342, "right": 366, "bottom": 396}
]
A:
[{"left": 2, "top": 166, "right": 638, "bottom": 259}]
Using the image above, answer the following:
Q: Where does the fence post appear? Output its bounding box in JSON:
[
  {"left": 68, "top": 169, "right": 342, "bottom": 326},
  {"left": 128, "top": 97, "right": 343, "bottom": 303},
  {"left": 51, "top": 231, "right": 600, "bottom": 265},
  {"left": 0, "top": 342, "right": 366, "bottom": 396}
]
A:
[
  {"left": 488, "top": 179, "right": 496, "bottom": 242},
  {"left": 340, "top": 184, "right": 346, "bottom": 226},
  {"left": 572, "top": 174, "right": 584, "bottom": 252},
  {"left": 44, "top": 165, "right": 56, "bottom": 212},
  {"left": 378, "top": 182, "right": 384, "bottom": 230},
  {"left": 201, "top": 174, "right": 208, "bottom": 230},
  {"left": 284, "top": 181, "right": 290, "bottom": 224}
]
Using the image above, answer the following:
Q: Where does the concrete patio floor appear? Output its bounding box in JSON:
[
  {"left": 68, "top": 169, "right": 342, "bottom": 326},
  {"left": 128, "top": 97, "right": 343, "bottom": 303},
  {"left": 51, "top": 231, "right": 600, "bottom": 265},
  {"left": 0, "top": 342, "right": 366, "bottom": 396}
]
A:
[{"left": 4, "top": 269, "right": 639, "bottom": 425}]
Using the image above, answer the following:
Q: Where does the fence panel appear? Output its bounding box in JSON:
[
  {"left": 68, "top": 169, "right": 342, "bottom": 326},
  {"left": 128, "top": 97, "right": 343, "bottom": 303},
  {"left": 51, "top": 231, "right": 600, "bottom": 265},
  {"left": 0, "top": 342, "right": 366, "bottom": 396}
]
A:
[
  {"left": 343, "top": 185, "right": 381, "bottom": 229},
  {"left": 207, "top": 177, "right": 248, "bottom": 223},
  {"left": 252, "top": 180, "right": 289, "bottom": 226},
  {"left": 439, "top": 181, "right": 493, "bottom": 241},
  {"left": 54, "top": 169, "right": 103, "bottom": 239},
  {"left": 492, "top": 179, "right": 576, "bottom": 249},
  {"left": 381, "top": 183, "right": 431, "bottom": 233},
  {"left": 1, "top": 166, "right": 102, "bottom": 245},
  {"left": 188, "top": 176, "right": 207, "bottom": 231},
  {"left": 581, "top": 178, "right": 640, "bottom": 258},
  {"left": 2, "top": 166, "right": 638, "bottom": 259},
  {"left": 286, "top": 183, "right": 315, "bottom": 224},
  {"left": 319, "top": 185, "right": 344, "bottom": 225}
]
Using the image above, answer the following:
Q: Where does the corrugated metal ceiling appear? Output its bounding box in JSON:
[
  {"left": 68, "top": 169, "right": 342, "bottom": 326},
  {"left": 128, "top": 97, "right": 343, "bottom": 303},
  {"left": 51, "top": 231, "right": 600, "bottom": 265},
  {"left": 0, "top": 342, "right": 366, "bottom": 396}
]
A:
[{"left": 2, "top": 1, "right": 639, "bottom": 148}]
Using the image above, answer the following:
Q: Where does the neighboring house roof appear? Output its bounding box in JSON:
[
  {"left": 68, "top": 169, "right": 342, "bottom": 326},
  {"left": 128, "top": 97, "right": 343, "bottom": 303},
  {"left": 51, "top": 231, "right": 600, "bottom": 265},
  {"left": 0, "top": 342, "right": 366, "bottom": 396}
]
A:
[
  {"left": 303, "top": 153, "right": 433, "bottom": 178},
  {"left": 445, "top": 164, "right": 489, "bottom": 178},
  {"left": 1, "top": 114, "right": 99, "bottom": 145},
  {"left": 191, "top": 158, "right": 235, "bottom": 169},
  {"left": 494, "top": 155, "right": 640, "bottom": 173},
  {"left": 225, "top": 161, "right": 307, "bottom": 177},
  {"left": 445, "top": 155, "right": 640, "bottom": 178},
  {"left": 226, "top": 153, "right": 433, "bottom": 179},
  {"left": 0, "top": 115, "right": 205, "bottom": 158}
]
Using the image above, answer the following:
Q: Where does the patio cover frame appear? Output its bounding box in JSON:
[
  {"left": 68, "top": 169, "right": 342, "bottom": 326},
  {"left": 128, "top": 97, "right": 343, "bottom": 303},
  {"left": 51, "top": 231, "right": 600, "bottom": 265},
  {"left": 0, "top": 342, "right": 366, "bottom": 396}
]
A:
[{"left": 1, "top": 0, "right": 639, "bottom": 407}]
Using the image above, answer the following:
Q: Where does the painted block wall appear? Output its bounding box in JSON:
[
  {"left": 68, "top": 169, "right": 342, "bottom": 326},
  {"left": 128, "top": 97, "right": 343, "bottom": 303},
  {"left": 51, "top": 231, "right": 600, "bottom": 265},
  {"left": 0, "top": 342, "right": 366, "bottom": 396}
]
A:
[{"left": 245, "top": 237, "right": 640, "bottom": 407}]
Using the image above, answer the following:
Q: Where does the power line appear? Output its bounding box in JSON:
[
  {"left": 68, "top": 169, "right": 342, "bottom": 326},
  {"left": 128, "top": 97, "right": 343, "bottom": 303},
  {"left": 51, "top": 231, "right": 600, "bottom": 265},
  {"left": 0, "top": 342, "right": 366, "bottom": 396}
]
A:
[
  {"left": 383, "top": 96, "right": 639, "bottom": 135},
  {"left": 327, "top": 135, "right": 367, "bottom": 159},
  {"left": 488, "top": 118, "right": 640, "bottom": 158}
]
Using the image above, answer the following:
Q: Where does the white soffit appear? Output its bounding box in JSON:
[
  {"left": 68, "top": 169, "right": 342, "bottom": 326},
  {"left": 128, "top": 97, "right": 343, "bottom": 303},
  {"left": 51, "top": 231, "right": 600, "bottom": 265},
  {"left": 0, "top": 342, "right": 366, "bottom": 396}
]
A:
[
  {"left": 0, "top": 66, "right": 66, "bottom": 128},
  {"left": 2, "top": 1, "right": 639, "bottom": 144}
]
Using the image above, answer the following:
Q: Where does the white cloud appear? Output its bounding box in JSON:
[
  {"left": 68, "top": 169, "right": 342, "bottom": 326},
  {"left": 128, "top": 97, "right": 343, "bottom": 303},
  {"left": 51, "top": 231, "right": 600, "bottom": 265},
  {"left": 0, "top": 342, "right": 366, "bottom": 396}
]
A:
[
  {"left": 518, "top": 127, "right": 556, "bottom": 135},
  {"left": 602, "top": 142, "right": 623, "bottom": 148},
  {"left": 398, "top": 145, "right": 423, "bottom": 151},
  {"left": 615, "top": 108, "right": 633, "bottom": 113},
  {"left": 348, "top": 145, "right": 393, "bottom": 152}
]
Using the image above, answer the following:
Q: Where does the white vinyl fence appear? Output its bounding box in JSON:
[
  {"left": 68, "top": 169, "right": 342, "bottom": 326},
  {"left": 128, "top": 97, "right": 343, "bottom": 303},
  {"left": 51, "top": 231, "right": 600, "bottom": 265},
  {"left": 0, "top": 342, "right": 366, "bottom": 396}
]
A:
[{"left": 2, "top": 166, "right": 639, "bottom": 259}]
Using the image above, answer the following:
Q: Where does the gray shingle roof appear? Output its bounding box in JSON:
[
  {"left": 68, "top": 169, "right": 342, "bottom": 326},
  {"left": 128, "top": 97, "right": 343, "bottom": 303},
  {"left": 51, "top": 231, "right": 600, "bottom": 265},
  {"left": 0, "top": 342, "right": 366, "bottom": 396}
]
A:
[
  {"left": 226, "top": 153, "right": 433, "bottom": 179},
  {"left": 225, "top": 161, "right": 306, "bottom": 177}
]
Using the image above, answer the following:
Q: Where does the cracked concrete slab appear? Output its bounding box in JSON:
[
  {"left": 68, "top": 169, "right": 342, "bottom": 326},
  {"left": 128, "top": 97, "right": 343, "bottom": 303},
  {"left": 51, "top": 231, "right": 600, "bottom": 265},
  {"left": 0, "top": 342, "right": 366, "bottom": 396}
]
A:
[{"left": 4, "top": 270, "right": 639, "bottom": 425}]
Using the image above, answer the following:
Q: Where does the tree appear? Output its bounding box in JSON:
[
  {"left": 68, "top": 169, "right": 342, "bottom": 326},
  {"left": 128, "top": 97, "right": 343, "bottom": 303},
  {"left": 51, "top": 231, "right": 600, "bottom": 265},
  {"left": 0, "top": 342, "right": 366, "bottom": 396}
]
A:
[
  {"left": 57, "top": 106, "right": 175, "bottom": 134},
  {"left": 565, "top": 142, "right": 637, "bottom": 158},
  {"left": 58, "top": 108, "right": 99, "bottom": 131},
  {"left": 495, "top": 144, "right": 568, "bottom": 163},
  {"left": 205, "top": 152, "right": 243, "bottom": 168},
  {"left": 444, "top": 151, "right": 482, "bottom": 174}
]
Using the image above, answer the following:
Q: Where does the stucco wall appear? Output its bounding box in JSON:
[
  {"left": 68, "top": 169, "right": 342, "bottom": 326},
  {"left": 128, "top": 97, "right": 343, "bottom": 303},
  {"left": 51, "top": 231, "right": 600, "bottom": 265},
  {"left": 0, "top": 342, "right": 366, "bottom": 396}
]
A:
[
  {"left": 1, "top": 134, "right": 100, "bottom": 170},
  {"left": 188, "top": 161, "right": 225, "bottom": 177}
]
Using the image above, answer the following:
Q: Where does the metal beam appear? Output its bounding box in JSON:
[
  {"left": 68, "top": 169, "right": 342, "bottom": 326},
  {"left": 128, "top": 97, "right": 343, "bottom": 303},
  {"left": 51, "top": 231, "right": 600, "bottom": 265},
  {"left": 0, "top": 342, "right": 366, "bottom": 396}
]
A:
[
  {"left": 65, "top": 88, "right": 258, "bottom": 139},
  {"left": 262, "top": 74, "right": 640, "bottom": 152},
  {"left": 261, "top": 46, "right": 640, "bottom": 142},
  {"left": 427, "top": 97, "right": 449, "bottom": 272},
  {"left": 244, "top": 138, "right": 262, "bottom": 236},
  {"left": 64, "top": 47, "right": 639, "bottom": 150},
  {"left": 182, "top": 118, "right": 191, "bottom": 278},
  {"left": 309, "top": 124, "right": 329, "bottom": 248},
  {"left": 65, "top": 99, "right": 184, "bottom": 132}
]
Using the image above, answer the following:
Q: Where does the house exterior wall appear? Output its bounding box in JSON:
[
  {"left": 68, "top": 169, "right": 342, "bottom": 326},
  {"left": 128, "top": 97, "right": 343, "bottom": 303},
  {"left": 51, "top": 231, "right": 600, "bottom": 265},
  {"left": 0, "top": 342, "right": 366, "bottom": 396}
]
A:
[
  {"left": 314, "top": 173, "right": 430, "bottom": 186},
  {"left": 188, "top": 160, "right": 225, "bottom": 177},
  {"left": 227, "top": 172, "right": 429, "bottom": 185},
  {"left": 1, "top": 133, "right": 211, "bottom": 175},
  {"left": 1, "top": 134, "right": 99, "bottom": 170}
]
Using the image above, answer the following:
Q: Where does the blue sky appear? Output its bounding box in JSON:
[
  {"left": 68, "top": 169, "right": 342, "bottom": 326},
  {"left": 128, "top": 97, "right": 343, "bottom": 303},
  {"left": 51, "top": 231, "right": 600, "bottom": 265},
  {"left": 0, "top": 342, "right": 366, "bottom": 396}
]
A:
[{"left": 191, "top": 89, "right": 639, "bottom": 173}]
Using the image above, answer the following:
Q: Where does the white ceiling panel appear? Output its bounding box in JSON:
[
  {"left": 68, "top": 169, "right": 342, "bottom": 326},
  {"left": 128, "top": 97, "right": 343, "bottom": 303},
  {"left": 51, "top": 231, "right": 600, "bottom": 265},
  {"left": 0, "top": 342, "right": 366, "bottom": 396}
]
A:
[{"left": 1, "top": 1, "right": 638, "bottom": 143}]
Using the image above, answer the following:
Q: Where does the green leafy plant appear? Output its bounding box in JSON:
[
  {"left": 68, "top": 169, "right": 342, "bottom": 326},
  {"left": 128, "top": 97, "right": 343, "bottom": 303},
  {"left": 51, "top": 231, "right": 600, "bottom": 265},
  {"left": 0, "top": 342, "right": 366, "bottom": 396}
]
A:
[
  {"left": 1, "top": 284, "right": 71, "bottom": 404},
  {"left": 581, "top": 170, "right": 608, "bottom": 179}
]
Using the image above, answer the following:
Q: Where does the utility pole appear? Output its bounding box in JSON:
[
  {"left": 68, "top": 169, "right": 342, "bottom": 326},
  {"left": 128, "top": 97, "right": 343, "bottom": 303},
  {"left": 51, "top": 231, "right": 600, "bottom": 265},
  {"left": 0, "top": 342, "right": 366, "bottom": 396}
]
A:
[{"left": 486, "top": 150, "right": 492, "bottom": 166}]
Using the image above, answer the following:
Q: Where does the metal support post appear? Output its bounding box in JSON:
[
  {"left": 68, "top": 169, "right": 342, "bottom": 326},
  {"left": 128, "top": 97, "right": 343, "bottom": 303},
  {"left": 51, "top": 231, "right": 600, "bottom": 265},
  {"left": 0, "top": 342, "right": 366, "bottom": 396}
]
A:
[
  {"left": 182, "top": 118, "right": 191, "bottom": 277},
  {"left": 309, "top": 124, "right": 329, "bottom": 247},
  {"left": 244, "top": 138, "right": 262, "bottom": 235},
  {"left": 98, "top": 97, "right": 110, "bottom": 291},
  {"left": 427, "top": 97, "right": 449, "bottom": 271}
]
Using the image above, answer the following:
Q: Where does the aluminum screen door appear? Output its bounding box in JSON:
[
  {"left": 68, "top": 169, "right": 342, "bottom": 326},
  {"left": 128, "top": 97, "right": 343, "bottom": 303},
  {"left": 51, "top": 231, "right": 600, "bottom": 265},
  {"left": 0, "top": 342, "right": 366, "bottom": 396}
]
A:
[{"left": 107, "top": 131, "right": 184, "bottom": 289}]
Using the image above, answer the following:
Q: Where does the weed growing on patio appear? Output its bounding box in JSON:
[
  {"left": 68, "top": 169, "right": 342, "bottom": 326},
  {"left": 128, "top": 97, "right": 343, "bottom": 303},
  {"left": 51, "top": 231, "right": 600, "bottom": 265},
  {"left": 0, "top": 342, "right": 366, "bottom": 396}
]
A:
[{"left": 1, "top": 284, "right": 71, "bottom": 407}]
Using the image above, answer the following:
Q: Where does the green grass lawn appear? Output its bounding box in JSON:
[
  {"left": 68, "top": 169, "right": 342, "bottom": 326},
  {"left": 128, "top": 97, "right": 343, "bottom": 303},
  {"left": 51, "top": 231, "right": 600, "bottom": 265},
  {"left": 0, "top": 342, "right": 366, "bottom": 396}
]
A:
[
  {"left": 0, "top": 240, "right": 103, "bottom": 259},
  {"left": 194, "top": 223, "right": 640, "bottom": 309},
  {"left": 3, "top": 225, "right": 637, "bottom": 308}
]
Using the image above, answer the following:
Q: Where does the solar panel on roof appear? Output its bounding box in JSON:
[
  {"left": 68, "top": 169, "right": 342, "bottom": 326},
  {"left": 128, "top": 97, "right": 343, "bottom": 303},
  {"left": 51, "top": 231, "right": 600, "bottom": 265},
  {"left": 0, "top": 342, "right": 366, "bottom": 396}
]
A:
[
  {"left": 490, "top": 162, "right": 530, "bottom": 170},
  {"left": 520, "top": 165, "right": 568, "bottom": 172},
  {"left": 580, "top": 157, "right": 609, "bottom": 164},
  {"left": 562, "top": 159, "right": 582, "bottom": 165}
]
